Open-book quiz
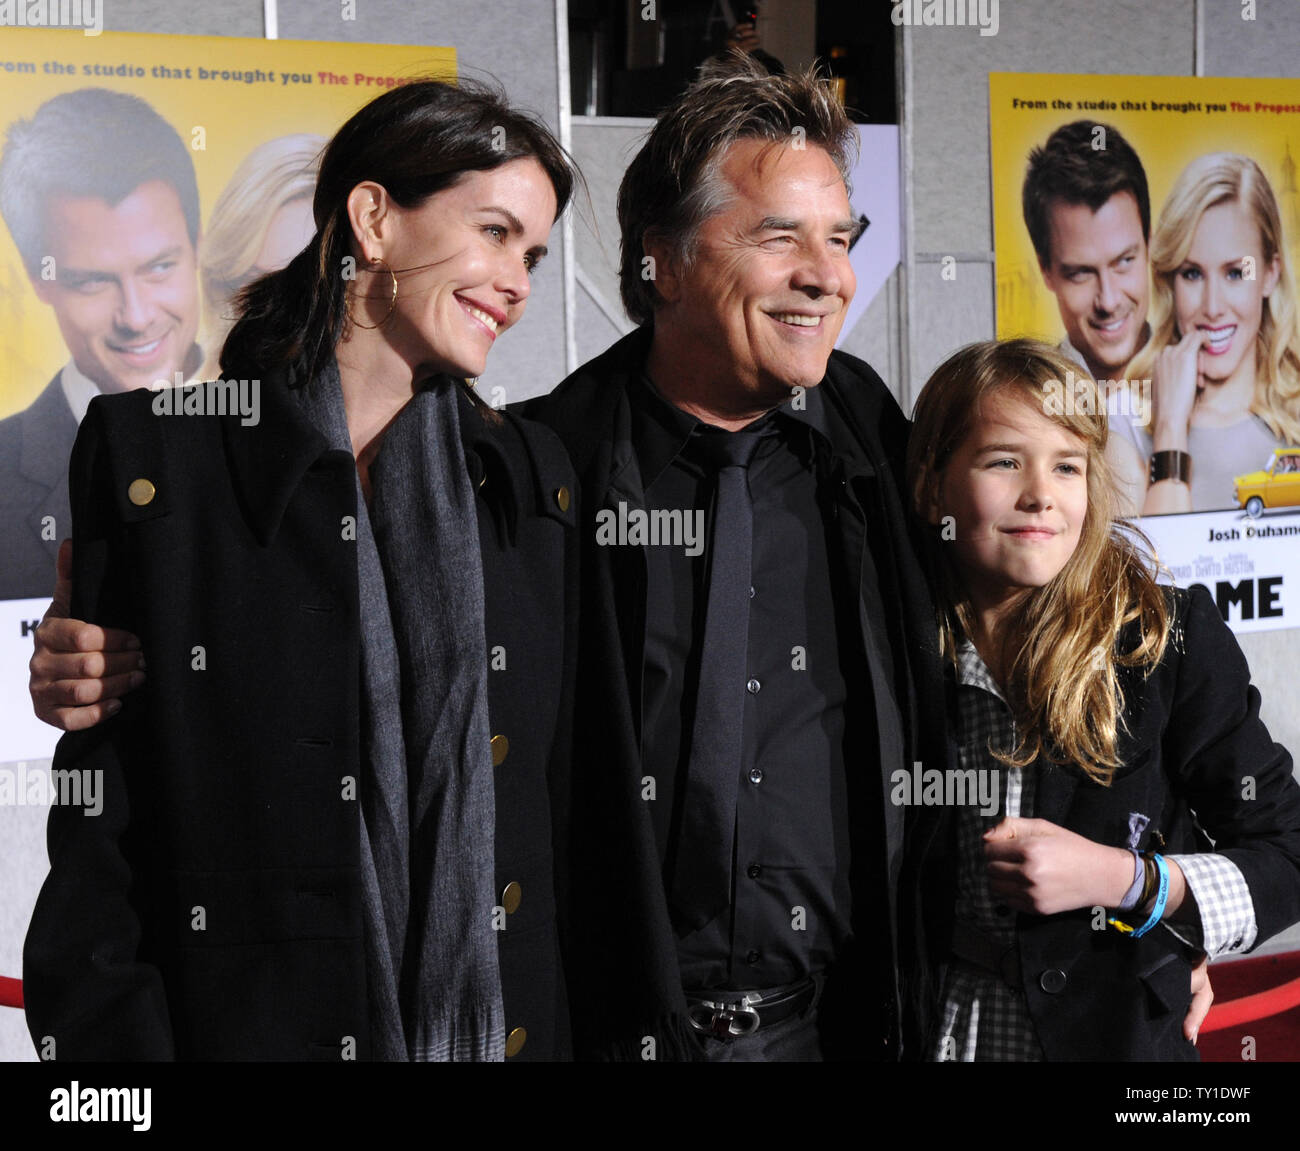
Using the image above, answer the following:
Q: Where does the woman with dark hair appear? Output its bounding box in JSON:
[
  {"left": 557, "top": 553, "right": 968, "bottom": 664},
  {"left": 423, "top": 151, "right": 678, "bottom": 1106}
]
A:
[{"left": 24, "top": 78, "right": 580, "bottom": 1062}]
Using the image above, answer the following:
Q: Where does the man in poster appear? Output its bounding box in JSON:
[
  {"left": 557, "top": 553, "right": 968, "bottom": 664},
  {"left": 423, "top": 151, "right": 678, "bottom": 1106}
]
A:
[
  {"left": 0, "top": 87, "right": 201, "bottom": 600},
  {"left": 1021, "top": 119, "right": 1152, "bottom": 389}
]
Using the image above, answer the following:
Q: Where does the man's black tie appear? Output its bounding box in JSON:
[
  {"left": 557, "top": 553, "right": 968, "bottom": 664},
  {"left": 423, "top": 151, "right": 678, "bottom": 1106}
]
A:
[{"left": 670, "top": 429, "right": 763, "bottom": 932}]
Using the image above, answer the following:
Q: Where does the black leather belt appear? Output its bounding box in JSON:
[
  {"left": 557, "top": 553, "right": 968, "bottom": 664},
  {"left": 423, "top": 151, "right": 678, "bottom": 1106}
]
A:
[{"left": 684, "top": 978, "right": 818, "bottom": 1039}]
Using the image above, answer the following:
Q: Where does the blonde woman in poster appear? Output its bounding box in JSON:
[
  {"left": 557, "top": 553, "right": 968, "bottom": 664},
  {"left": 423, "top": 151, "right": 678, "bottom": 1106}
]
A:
[
  {"left": 1111, "top": 152, "right": 1300, "bottom": 515},
  {"left": 198, "top": 133, "right": 324, "bottom": 380}
]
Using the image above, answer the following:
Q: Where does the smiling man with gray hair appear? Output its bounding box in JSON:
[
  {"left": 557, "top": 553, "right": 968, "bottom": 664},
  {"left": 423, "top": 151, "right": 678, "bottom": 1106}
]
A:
[{"left": 523, "top": 54, "right": 948, "bottom": 1061}]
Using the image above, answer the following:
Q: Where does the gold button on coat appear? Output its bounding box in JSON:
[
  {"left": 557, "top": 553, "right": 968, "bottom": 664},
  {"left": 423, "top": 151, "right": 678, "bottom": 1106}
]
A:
[
  {"left": 505, "top": 1027, "right": 527, "bottom": 1057},
  {"left": 127, "top": 478, "right": 156, "bottom": 506},
  {"left": 501, "top": 881, "right": 522, "bottom": 914},
  {"left": 490, "top": 734, "right": 509, "bottom": 766},
  {"left": 554, "top": 486, "right": 570, "bottom": 512}
]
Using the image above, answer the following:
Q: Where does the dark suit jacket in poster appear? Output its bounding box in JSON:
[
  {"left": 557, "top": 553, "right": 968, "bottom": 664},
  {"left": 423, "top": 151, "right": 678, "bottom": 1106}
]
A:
[
  {"left": 0, "top": 374, "right": 74, "bottom": 600},
  {"left": 22, "top": 372, "right": 579, "bottom": 1061},
  {"left": 911, "top": 586, "right": 1300, "bottom": 1061},
  {"left": 519, "top": 326, "right": 949, "bottom": 1060}
]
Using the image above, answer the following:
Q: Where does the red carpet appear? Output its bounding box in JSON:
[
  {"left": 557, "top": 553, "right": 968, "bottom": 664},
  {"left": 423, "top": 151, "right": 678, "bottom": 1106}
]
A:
[
  {"left": 0, "top": 975, "right": 21, "bottom": 1010},
  {"left": 4, "top": 959, "right": 1298, "bottom": 1058},
  {"left": 1199, "top": 950, "right": 1300, "bottom": 1062}
]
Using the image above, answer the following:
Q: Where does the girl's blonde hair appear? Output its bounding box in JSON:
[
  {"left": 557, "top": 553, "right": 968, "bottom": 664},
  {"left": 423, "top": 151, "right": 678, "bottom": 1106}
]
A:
[
  {"left": 907, "top": 339, "right": 1171, "bottom": 784},
  {"left": 200, "top": 134, "right": 326, "bottom": 377},
  {"left": 1127, "top": 152, "right": 1300, "bottom": 445}
]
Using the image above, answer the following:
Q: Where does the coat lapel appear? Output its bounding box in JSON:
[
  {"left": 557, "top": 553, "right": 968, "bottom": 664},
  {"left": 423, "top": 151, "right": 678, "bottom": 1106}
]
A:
[{"left": 220, "top": 371, "right": 339, "bottom": 547}]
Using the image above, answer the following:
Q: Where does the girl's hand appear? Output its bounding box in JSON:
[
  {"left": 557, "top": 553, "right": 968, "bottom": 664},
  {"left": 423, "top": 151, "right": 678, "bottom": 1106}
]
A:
[
  {"left": 1187, "top": 952, "right": 1213, "bottom": 1044},
  {"left": 1149, "top": 327, "right": 1205, "bottom": 453},
  {"left": 983, "top": 817, "right": 1135, "bottom": 915}
]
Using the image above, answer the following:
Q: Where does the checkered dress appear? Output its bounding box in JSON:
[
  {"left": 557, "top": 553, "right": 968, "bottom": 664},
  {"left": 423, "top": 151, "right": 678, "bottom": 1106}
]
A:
[{"left": 930, "top": 642, "right": 1257, "bottom": 1062}]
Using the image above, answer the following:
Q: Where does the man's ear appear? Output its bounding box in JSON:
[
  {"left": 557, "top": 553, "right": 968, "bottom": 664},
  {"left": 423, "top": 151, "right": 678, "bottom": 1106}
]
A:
[
  {"left": 345, "top": 181, "right": 393, "bottom": 263},
  {"left": 643, "top": 232, "right": 681, "bottom": 305}
]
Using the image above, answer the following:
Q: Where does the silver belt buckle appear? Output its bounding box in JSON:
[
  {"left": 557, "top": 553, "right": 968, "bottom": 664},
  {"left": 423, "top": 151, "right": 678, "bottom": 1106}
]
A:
[{"left": 687, "top": 992, "right": 763, "bottom": 1038}]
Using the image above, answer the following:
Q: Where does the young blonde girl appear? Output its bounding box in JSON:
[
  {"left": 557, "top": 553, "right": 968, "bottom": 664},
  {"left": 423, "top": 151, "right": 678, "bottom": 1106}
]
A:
[{"left": 906, "top": 337, "right": 1300, "bottom": 1061}]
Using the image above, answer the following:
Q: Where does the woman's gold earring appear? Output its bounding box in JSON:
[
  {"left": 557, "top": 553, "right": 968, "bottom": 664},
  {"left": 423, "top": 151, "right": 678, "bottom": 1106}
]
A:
[{"left": 345, "top": 257, "right": 399, "bottom": 330}]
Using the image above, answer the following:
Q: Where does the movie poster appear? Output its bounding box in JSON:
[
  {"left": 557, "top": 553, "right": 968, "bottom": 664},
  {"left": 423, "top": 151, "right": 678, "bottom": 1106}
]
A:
[
  {"left": 991, "top": 73, "right": 1300, "bottom": 634},
  {"left": 0, "top": 29, "right": 454, "bottom": 762}
]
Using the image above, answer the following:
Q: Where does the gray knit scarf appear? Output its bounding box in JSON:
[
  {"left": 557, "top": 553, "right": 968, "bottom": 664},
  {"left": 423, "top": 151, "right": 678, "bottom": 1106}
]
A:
[{"left": 297, "top": 361, "right": 504, "bottom": 1061}]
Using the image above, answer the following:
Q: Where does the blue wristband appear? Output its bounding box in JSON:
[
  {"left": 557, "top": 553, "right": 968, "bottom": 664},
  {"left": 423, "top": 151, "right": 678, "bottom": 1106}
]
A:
[{"left": 1129, "top": 853, "right": 1170, "bottom": 939}]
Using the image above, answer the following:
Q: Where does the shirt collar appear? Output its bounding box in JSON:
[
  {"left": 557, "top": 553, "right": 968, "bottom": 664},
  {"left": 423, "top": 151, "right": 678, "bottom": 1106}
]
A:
[
  {"left": 954, "top": 638, "right": 1007, "bottom": 704},
  {"left": 628, "top": 371, "right": 697, "bottom": 488},
  {"left": 774, "top": 383, "right": 842, "bottom": 475},
  {"left": 778, "top": 380, "right": 832, "bottom": 441},
  {"left": 630, "top": 371, "right": 838, "bottom": 487},
  {"left": 58, "top": 358, "right": 102, "bottom": 426},
  {"left": 1058, "top": 326, "right": 1150, "bottom": 383}
]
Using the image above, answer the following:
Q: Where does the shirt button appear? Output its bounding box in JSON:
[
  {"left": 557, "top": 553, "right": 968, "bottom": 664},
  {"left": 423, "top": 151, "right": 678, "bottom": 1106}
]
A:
[
  {"left": 748, "top": 585, "right": 755, "bottom": 599},
  {"left": 1039, "top": 969, "right": 1067, "bottom": 994},
  {"left": 746, "top": 677, "right": 761, "bottom": 694},
  {"left": 746, "top": 949, "right": 761, "bottom": 965},
  {"left": 748, "top": 767, "right": 763, "bottom": 785},
  {"left": 747, "top": 863, "right": 762, "bottom": 879}
]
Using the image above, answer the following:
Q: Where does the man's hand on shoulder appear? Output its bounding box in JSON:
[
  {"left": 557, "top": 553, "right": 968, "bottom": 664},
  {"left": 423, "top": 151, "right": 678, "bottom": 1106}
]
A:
[{"left": 30, "top": 540, "right": 145, "bottom": 732}]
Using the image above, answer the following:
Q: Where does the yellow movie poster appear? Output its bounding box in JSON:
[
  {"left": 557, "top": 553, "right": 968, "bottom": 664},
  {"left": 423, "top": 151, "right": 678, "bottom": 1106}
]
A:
[
  {"left": 991, "top": 73, "right": 1300, "bottom": 634},
  {"left": 0, "top": 29, "right": 453, "bottom": 760}
]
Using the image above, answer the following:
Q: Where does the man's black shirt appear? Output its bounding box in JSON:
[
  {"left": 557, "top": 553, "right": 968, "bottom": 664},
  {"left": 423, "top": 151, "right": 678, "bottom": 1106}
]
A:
[{"left": 629, "top": 373, "right": 879, "bottom": 991}]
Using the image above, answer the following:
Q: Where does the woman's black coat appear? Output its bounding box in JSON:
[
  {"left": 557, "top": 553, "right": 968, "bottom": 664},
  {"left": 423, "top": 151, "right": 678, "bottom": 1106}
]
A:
[{"left": 23, "top": 373, "right": 578, "bottom": 1061}]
